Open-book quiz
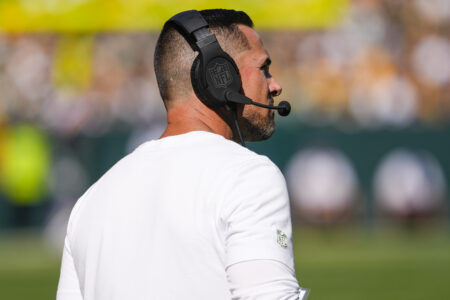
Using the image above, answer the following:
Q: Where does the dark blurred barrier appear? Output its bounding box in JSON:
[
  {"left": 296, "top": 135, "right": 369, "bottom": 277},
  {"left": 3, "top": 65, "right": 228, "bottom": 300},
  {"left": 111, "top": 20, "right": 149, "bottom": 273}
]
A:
[
  {"left": 250, "top": 120, "right": 450, "bottom": 223},
  {"left": 0, "top": 121, "right": 449, "bottom": 229}
]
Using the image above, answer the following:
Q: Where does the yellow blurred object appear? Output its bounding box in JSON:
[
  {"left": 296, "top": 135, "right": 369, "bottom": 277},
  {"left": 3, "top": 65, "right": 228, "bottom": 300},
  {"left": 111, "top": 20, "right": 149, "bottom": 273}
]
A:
[
  {"left": 0, "top": 0, "right": 348, "bottom": 32},
  {"left": 52, "top": 35, "right": 94, "bottom": 92},
  {"left": 0, "top": 125, "right": 51, "bottom": 205},
  {"left": 0, "top": 123, "right": 5, "bottom": 185}
]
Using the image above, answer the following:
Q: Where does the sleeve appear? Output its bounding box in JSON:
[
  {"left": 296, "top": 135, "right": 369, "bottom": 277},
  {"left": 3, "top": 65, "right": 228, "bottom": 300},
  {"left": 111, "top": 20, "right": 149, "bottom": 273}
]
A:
[
  {"left": 227, "top": 259, "right": 309, "bottom": 300},
  {"left": 57, "top": 185, "right": 95, "bottom": 300},
  {"left": 56, "top": 236, "right": 83, "bottom": 300},
  {"left": 220, "top": 157, "right": 295, "bottom": 271}
]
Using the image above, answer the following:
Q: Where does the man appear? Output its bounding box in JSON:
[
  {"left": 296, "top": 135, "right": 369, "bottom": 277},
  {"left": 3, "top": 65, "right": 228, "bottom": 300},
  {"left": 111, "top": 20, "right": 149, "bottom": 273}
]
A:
[{"left": 57, "top": 9, "right": 307, "bottom": 300}]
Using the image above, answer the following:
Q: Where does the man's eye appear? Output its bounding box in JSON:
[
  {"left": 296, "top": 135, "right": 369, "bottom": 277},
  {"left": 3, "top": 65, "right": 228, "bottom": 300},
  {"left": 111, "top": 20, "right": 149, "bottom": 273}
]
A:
[{"left": 261, "top": 65, "right": 270, "bottom": 77}]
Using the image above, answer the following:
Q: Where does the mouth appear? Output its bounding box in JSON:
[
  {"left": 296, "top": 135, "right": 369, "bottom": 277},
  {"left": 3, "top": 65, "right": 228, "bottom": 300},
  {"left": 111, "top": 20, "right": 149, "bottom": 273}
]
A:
[{"left": 268, "top": 97, "right": 275, "bottom": 117}]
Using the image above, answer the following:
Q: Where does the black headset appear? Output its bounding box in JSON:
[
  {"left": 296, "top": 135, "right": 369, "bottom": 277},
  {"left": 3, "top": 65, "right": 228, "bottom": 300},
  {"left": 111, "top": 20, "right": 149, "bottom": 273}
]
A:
[{"left": 166, "top": 10, "right": 290, "bottom": 146}]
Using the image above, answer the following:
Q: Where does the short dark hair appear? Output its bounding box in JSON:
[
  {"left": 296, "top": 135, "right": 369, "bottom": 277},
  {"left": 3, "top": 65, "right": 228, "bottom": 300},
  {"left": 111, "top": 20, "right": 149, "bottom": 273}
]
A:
[{"left": 154, "top": 9, "right": 254, "bottom": 104}]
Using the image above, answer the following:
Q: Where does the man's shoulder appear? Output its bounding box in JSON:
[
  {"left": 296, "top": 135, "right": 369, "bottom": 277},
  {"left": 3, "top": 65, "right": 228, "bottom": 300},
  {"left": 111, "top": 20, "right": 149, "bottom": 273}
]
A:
[
  {"left": 152, "top": 131, "right": 271, "bottom": 164},
  {"left": 200, "top": 132, "right": 277, "bottom": 169},
  {"left": 202, "top": 138, "right": 283, "bottom": 185},
  {"left": 130, "top": 130, "right": 280, "bottom": 178}
]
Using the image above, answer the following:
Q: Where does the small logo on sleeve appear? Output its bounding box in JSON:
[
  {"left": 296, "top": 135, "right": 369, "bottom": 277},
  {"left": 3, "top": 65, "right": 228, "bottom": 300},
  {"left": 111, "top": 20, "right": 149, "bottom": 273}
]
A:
[{"left": 276, "top": 229, "right": 288, "bottom": 248}]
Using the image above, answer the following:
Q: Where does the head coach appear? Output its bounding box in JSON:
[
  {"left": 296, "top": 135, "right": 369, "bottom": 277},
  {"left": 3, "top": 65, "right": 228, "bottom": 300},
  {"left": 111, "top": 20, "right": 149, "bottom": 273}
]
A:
[{"left": 57, "top": 9, "right": 308, "bottom": 300}]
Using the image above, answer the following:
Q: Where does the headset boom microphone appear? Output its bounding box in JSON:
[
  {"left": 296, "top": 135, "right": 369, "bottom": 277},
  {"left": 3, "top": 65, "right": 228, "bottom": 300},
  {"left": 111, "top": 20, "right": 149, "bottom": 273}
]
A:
[{"left": 225, "top": 90, "right": 291, "bottom": 116}]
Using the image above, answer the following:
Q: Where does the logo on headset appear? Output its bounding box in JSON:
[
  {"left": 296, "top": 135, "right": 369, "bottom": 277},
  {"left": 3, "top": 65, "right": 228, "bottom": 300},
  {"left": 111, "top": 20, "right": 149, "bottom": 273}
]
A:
[{"left": 208, "top": 62, "right": 233, "bottom": 88}]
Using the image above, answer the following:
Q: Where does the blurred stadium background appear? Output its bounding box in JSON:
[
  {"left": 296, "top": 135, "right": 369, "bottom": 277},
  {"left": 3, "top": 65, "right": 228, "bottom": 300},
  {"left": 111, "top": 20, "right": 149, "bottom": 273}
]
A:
[{"left": 0, "top": 0, "right": 450, "bottom": 299}]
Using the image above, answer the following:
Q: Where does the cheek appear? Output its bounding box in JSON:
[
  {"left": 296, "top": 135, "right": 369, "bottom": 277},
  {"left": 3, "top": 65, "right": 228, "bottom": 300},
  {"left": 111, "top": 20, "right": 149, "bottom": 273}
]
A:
[
  {"left": 239, "top": 68, "right": 252, "bottom": 90},
  {"left": 240, "top": 69, "right": 266, "bottom": 95}
]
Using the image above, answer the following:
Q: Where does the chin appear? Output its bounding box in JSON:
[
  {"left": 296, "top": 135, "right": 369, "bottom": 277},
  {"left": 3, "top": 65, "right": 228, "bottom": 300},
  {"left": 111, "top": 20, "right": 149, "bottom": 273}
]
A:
[
  {"left": 241, "top": 120, "right": 275, "bottom": 142},
  {"left": 239, "top": 109, "right": 276, "bottom": 141},
  {"left": 258, "top": 125, "right": 275, "bottom": 141}
]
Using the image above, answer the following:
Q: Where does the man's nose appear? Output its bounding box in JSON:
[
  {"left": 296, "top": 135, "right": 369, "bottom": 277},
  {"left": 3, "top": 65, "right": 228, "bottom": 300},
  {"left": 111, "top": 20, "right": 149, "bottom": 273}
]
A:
[{"left": 269, "top": 77, "right": 282, "bottom": 97}]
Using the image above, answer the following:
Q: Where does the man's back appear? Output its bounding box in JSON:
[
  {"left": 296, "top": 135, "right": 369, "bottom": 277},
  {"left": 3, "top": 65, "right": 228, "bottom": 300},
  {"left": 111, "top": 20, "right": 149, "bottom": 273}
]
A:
[{"left": 57, "top": 131, "right": 295, "bottom": 300}]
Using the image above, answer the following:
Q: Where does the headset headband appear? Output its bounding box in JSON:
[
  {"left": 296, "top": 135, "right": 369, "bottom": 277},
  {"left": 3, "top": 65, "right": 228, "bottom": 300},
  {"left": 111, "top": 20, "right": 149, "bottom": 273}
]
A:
[{"left": 167, "top": 10, "right": 217, "bottom": 52}]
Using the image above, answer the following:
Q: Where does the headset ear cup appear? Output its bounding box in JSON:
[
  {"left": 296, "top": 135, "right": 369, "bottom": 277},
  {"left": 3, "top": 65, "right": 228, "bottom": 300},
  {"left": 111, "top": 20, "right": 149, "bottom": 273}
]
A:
[
  {"left": 191, "top": 56, "right": 209, "bottom": 105},
  {"left": 192, "top": 52, "right": 242, "bottom": 109},
  {"left": 222, "top": 52, "right": 242, "bottom": 92},
  {"left": 190, "top": 56, "right": 200, "bottom": 96}
]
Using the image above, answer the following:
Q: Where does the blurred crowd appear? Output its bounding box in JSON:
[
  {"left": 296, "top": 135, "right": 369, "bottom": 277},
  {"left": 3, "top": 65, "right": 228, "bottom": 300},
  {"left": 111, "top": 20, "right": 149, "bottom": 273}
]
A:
[
  {"left": 0, "top": 34, "right": 164, "bottom": 136},
  {"left": 268, "top": 0, "right": 450, "bottom": 127},
  {"left": 0, "top": 0, "right": 448, "bottom": 133},
  {"left": 0, "top": 0, "right": 449, "bottom": 235}
]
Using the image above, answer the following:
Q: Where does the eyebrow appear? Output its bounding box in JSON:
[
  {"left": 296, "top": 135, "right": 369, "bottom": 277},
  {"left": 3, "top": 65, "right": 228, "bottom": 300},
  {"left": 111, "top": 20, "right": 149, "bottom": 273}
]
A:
[{"left": 262, "top": 57, "right": 272, "bottom": 67}]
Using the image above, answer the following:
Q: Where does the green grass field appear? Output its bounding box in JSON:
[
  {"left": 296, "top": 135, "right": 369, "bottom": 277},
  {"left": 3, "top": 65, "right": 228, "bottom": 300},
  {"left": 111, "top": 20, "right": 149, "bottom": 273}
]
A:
[
  {"left": 293, "top": 226, "right": 450, "bottom": 300},
  {"left": 1, "top": 226, "right": 449, "bottom": 300}
]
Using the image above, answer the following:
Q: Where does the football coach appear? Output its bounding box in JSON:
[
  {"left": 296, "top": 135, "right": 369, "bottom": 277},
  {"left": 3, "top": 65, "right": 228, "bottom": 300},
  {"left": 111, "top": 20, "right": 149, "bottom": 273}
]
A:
[{"left": 57, "top": 9, "right": 308, "bottom": 300}]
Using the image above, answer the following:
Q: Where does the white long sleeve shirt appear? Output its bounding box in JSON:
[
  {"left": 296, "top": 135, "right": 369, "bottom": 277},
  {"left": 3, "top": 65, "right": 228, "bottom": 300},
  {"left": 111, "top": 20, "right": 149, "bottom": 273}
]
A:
[{"left": 57, "top": 131, "right": 307, "bottom": 299}]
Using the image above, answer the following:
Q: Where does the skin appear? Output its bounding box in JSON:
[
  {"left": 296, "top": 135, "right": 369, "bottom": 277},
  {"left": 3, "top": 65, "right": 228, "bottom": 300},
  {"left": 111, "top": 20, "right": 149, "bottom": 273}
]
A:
[{"left": 160, "top": 25, "right": 282, "bottom": 142}]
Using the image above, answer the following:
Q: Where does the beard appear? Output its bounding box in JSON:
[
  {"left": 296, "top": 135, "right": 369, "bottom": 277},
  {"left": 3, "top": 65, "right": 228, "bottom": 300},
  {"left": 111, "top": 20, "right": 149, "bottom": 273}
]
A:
[{"left": 239, "top": 107, "right": 275, "bottom": 141}]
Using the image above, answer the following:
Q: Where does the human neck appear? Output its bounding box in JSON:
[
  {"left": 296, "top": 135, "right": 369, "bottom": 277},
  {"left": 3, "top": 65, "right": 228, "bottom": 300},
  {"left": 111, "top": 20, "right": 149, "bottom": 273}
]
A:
[{"left": 159, "top": 100, "right": 233, "bottom": 140}]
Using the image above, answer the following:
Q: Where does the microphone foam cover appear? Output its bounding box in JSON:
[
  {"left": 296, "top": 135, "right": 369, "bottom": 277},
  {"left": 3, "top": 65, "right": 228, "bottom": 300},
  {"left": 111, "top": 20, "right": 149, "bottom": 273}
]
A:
[{"left": 277, "top": 101, "right": 291, "bottom": 116}]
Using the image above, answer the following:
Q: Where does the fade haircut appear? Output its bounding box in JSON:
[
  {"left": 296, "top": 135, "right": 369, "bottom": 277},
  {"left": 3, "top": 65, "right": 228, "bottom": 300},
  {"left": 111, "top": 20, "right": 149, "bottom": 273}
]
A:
[{"left": 154, "top": 9, "right": 254, "bottom": 104}]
